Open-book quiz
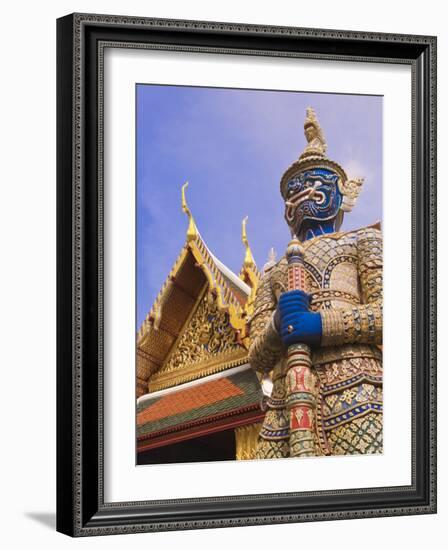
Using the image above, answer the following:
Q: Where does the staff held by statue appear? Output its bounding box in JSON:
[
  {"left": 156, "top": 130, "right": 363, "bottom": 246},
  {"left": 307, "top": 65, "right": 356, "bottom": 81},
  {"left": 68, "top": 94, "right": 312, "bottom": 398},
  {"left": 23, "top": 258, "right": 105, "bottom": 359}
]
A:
[{"left": 281, "top": 238, "right": 318, "bottom": 457}]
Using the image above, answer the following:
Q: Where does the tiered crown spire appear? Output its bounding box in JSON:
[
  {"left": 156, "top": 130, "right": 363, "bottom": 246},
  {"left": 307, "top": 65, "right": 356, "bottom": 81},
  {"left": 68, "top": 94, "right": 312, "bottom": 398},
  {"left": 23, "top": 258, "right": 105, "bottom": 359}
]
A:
[{"left": 300, "top": 107, "right": 327, "bottom": 160}]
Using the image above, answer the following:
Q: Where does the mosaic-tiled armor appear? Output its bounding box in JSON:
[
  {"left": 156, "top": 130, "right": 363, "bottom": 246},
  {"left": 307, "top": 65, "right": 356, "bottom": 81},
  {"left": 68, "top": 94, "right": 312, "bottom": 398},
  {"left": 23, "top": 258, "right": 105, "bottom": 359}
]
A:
[{"left": 248, "top": 108, "right": 383, "bottom": 458}]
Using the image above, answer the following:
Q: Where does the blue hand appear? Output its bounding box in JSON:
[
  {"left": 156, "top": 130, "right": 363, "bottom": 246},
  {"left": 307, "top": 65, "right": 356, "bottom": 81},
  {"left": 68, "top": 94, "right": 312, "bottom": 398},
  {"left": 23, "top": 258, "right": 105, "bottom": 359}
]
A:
[{"left": 277, "top": 290, "right": 322, "bottom": 348}]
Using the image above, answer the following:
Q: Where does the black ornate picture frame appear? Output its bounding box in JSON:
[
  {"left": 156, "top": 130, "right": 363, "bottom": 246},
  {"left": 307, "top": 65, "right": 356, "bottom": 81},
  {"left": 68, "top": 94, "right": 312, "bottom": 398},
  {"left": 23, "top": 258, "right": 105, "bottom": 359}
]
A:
[{"left": 56, "top": 13, "right": 437, "bottom": 536}]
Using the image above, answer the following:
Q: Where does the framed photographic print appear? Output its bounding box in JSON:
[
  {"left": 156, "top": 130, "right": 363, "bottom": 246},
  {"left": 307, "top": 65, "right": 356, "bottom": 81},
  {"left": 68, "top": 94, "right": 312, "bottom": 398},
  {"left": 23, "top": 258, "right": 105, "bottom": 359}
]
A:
[{"left": 56, "top": 13, "right": 437, "bottom": 536}]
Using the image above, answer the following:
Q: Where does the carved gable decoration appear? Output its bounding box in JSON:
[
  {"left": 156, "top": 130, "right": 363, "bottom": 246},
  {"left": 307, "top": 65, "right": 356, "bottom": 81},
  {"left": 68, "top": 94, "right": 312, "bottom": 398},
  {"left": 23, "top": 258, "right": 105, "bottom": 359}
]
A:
[
  {"left": 164, "top": 292, "right": 241, "bottom": 372},
  {"left": 148, "top": 290, "right": 247, "bottom": 392}
]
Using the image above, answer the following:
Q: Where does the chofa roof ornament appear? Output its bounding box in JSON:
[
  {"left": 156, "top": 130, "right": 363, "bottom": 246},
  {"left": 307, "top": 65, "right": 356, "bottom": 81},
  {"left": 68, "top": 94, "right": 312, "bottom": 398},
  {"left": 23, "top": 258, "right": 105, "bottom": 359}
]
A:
[
  {"left": 241, "top": 216, "right": 256, "bottom": 270},
  {"left": 181, "top": 181, "right": 199, "bottom": 242}
]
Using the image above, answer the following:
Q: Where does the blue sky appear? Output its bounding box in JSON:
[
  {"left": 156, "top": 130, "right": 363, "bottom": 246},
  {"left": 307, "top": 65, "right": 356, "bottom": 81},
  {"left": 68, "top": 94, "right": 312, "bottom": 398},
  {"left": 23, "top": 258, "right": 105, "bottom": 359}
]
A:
[{"left": 136, "top": 85, "right": 382, "bottom": 329}]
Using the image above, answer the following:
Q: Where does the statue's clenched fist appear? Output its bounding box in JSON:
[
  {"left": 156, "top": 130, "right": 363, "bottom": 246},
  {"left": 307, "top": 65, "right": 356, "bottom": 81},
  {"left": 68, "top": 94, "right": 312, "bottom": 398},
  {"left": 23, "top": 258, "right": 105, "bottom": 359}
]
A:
[{"left": 275, "top": 290, "right": 322, "bottom": 348}]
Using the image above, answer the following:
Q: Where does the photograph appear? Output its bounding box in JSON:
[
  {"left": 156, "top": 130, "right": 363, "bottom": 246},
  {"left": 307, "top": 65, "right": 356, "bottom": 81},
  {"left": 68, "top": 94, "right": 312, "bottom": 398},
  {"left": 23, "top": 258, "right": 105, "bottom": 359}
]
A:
[{"left": 135, "top": 85, "right": 383, "bottom": 465}]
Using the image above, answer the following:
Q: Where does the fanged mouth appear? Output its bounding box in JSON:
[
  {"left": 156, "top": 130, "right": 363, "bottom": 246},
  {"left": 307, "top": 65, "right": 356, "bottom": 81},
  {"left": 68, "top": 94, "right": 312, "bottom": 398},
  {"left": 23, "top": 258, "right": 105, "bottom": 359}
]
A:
[
  {"left": 286, "top": 188, "right": 326, "bottom": 208},
  {"left": 285, "top": 188, "right": 326, "bottom": 223}
]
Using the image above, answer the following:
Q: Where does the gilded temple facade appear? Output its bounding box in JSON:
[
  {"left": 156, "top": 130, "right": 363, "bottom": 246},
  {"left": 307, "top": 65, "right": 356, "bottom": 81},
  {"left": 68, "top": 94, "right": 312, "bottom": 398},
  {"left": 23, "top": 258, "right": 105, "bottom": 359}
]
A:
[{"left": 136, "top": 184, "right": 264, "bottom": 464}]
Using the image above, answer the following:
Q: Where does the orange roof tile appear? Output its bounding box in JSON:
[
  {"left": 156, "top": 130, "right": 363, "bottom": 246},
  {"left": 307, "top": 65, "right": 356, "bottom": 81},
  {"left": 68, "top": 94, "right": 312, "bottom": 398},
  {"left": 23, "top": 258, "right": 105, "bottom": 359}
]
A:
[{"left": 137, "top": 377, "right": 244, "bottom": 426}]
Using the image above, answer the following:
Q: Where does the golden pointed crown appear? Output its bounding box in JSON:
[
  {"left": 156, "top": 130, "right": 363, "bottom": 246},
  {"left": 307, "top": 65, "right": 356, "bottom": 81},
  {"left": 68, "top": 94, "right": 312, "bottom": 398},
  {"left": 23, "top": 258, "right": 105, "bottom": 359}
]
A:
[{"left": 280, "top": 107, "right": 364, "bottom": 213}]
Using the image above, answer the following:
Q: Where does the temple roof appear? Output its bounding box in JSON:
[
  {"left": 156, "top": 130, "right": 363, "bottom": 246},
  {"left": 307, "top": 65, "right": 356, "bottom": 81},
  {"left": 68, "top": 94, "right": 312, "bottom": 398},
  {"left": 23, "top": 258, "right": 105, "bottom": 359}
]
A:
[
  {"left": 137, "top": 364, "right": 264, "bottom": 451},
  {"left": 136, "top": 231, "right": 251, "bottom": 346},
  {"left": 136, "top": 183, "right": 260, "bottom": 398}
]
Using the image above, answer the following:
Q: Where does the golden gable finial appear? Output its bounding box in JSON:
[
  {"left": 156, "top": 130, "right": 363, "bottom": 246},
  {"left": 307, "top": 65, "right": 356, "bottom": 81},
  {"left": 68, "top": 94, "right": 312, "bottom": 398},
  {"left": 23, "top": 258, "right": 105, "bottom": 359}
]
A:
[
  {"left": 181, "top": 181, "right": 198, "bottom": 242},
  {"left": 242, "top": 216, "right": 255, "bottom": 269}
]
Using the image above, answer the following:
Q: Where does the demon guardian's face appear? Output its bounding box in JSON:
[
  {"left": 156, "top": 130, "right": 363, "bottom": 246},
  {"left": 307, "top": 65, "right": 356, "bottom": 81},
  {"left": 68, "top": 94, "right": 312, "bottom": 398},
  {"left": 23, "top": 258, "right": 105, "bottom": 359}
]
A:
[{"left": 284, "top": 168, "right": 342, "bottom": 237}]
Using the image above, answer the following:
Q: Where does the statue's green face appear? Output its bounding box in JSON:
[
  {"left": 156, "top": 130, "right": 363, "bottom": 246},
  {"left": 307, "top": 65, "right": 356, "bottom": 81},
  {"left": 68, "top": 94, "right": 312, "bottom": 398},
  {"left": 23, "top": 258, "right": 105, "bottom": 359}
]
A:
[{"left": 284, "top": 168, "right": 342, "bottom": 237}]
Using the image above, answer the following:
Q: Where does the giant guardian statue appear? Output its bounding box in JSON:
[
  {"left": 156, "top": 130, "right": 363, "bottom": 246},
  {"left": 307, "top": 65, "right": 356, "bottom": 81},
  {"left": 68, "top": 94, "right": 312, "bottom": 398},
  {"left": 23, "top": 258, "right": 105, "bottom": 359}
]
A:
[{"left": 248, "top": 108, "right": 383, "bottom": 458}]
